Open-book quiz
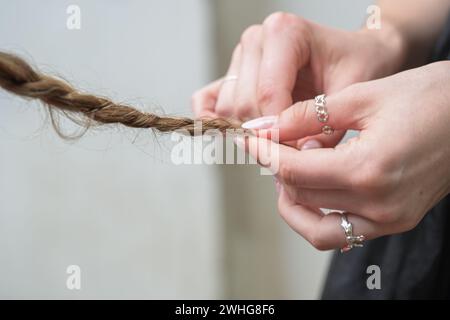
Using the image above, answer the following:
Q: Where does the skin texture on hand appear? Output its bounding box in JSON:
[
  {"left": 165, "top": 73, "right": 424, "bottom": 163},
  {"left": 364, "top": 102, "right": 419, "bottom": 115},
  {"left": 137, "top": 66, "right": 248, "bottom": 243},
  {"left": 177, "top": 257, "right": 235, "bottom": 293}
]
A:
[
  {"left": 191, "top": 5, "right": 450, "bottom": 251},
  {"left": 237, "top": 61, "right": 450, "bottom": 250},
  {"left": 191, "top": 12, "right": 407, "bottom": 149},
  {"left": 377, "top": 0, "right": 450, "bottom": 68}
]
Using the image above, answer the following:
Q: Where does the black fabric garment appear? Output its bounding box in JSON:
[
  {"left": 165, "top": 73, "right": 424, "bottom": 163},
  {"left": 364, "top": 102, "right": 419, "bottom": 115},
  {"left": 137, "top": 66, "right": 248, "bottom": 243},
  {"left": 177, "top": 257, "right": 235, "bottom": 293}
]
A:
[{"left": 321, "top": 15, "right": 450, "bottom": 300}]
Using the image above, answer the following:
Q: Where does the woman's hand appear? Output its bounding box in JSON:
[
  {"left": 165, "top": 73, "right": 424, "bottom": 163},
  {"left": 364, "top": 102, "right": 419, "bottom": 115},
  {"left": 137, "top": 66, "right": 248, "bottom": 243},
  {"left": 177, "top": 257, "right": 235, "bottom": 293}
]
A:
[
  {"left": 237, "top": 61, "right": 450, "bottom": 250},
  {"left": 192, "top": 12, "right": 407, "bottom": 148}
]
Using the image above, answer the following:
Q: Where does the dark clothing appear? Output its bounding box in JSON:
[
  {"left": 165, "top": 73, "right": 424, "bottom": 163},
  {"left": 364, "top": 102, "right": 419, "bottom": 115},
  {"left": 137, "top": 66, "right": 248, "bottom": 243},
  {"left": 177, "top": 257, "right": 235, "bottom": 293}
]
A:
[
  {"left": 322, "top": 15, "right": 450, "bottom": 299},
  {"left": 432, "top": 14, "right": 450, "bottom": 62}
]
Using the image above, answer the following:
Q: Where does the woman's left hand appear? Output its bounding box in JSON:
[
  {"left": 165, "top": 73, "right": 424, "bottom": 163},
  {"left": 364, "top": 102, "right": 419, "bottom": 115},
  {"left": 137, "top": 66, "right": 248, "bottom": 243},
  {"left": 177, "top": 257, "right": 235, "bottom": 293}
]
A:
[{"left": 237, "top": 61, "right": 450, "bottom": 250}]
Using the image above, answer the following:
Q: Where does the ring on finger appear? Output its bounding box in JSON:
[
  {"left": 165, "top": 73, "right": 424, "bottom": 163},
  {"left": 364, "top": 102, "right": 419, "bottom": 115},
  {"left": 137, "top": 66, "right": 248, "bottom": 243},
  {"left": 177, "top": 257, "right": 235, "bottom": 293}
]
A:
[
  {"left": 223, "top": 75, "right": 238, "bottom": 82},
  {"left": 314, "top": 94, "right": 334, "bottom": 135},
  {"left": 339, "top": 212, "right": 365, "bottom": 253}
]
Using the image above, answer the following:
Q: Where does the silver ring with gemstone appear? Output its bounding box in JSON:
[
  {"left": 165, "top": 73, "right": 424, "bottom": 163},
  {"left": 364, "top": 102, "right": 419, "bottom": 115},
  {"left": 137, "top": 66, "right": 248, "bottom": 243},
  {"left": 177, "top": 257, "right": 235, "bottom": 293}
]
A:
[
  {"left": 340, "top": 213, "right": 365, "bottom": 253},
  {"left": 314, "top": 94, "right": 334, "bottom": 135}
]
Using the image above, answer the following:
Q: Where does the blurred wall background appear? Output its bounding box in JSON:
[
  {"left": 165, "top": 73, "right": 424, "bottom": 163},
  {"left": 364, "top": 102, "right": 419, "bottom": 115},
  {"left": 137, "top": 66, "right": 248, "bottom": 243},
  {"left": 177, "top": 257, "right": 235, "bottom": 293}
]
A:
[{"left": 0, "top": 0, "right": 371, "bottom": 299}]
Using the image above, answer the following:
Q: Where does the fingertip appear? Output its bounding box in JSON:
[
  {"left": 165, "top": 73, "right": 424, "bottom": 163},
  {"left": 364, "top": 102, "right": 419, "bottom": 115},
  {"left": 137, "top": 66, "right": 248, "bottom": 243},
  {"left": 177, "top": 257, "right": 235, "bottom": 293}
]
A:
[{"left": 301, "top": 139, "right": 322, "bottom": 150}]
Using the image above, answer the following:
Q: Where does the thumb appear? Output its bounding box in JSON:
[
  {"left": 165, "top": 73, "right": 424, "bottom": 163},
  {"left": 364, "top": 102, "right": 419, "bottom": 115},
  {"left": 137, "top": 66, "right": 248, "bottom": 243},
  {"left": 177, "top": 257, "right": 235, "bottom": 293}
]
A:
[{"left": 242, "top": 83, "right": 370, "bottom": 142}]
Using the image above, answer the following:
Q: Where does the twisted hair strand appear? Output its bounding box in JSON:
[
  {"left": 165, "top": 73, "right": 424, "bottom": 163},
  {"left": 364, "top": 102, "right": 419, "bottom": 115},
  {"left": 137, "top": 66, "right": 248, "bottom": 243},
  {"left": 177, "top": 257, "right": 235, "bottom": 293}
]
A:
[{"left": 0, "top": 51, "right": 239, "bottom": 136}]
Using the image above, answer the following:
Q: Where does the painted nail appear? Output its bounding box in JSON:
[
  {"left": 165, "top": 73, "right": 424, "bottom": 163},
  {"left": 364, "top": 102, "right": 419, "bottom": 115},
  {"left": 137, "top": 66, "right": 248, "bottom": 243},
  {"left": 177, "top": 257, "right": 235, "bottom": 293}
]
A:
[
  {"left": 241, "top": 115, "right": 278, "bottom": 130},
  {"left": 301, "top": 139, "right": 322, "bottom": 150}
]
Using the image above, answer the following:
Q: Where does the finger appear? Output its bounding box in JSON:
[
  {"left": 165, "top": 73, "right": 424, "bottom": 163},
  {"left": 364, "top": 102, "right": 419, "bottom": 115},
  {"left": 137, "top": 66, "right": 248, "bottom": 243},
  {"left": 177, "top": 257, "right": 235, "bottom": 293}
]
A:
[
  {"left": 275, "top": 84, "right": 370, "bottom": 141},
  {"left": 235, "top": 135, "right": 356, "bottom": 189},
  {"left": 280, "top": 136, "right": 325, "bottom": 153},
  {"left": 216, "top": 45, "right": 242, "bottom": 117},
  {"left": 191, "top": 78, "right": 224, "bottom": 118},
  {"left": 278, "top": 187, "right": 387, "bottom": 250},
  {"left": 282, "top": 184, "right": 369, "bottom": 215},
  {"left": 272, "top": 129, "right": 345, "bottom": 151},
  {"left": 233, "top": 25, "right": 263, "bottom": 120},
  {"left": 257, "top": 13, "right": 309, "bottom": 115},
  {"left": 296, "top": 130, "right": 346, "bottom": 150},
  {"left": 275, "top": 136, "right": 358, "bottom": 211},
  {"left": 244, "top": 83, "right": 370, "bottom": 142}
]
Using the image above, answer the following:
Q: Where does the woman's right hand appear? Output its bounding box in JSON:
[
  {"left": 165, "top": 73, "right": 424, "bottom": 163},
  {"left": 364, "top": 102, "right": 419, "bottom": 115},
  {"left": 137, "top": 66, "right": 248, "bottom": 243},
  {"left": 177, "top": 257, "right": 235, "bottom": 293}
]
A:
[{"left": 191, "top": 12, "right": 408, "bottom": 148}]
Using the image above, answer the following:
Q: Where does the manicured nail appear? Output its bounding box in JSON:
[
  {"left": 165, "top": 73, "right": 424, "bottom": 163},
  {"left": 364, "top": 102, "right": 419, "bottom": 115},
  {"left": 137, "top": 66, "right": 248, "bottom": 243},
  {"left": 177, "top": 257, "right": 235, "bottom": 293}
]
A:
[
  {"left": 242, "top": 116, "right": 278, "bottom": 130},
  {"left": 301, "top": 139, "right": 322, "bottom": 150}
]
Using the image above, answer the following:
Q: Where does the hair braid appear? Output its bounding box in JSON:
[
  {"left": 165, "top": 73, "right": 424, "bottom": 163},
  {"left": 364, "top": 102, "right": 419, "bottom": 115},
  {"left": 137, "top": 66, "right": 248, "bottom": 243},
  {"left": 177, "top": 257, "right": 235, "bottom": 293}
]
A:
[{"left": 0, "top": 51, "right": 239, "bottom": 136}]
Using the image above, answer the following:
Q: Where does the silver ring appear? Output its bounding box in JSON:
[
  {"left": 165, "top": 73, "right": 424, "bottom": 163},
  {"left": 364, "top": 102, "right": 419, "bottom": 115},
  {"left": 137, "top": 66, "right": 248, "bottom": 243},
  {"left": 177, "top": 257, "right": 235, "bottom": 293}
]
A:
[
  {"left": 314, "top": 94, "right": 334, "bottom": 135},
  {"left": 223, "top": 75, "right": 238, "bottom": 82},
  {"left": 340, "top": 213, "right": 365, "bottom": 253}
]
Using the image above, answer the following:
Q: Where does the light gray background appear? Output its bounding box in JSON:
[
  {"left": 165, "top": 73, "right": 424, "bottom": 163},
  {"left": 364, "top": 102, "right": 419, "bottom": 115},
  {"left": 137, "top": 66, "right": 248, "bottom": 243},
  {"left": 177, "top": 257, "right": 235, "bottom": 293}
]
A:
[{"left": 0, "top": 0, "right": 371, "bottom": 299}]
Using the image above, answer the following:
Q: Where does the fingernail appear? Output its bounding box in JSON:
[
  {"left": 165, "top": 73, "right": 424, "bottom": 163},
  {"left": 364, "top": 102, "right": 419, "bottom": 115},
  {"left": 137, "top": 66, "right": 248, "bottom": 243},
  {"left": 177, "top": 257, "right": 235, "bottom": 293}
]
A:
[
  {"left": 241, "top": 116, "right": 278, "bottom": 130},
  {"left": 301, "top": 139, "right": 322, "bottom": 150},
  {"left": 233, "top": 136, "right": 245, "bottom": 149}
]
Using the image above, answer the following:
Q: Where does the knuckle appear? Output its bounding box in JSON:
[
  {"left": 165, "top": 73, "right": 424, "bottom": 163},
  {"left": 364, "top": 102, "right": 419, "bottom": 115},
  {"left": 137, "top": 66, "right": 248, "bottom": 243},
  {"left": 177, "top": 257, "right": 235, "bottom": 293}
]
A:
[
  {"left": 215, "top": 107, "right": 232, "bottom": 117},
  {"left": 215, "top": 95, "right": 234, "bottom": 117},
  {"left": 264, "top": 12, "right": 298, "bottom": 31},
  {"left": 350, "top": 159, "right": 393, "bottom": 196},
  {"left": 361, "top": 199, "right": 401, "bottom": 224},
  {"left": 279, "top": 162, "right": 299, "bottom": 186},
  {"left": 340, "top": 82, "right": 372, "bottom": 111},
  {"left": 289, "top": 101, "right": 309, "bottom": 123},
  {"left": 235, "top": 102, "right": 254, "bottom": 119},
  {"left": 240, "top": 25, "right": 262, "bottom": 44},
  {"left": 398, "top": 215, "right": 420, "bottom": 232},
  {"left": 345, "top": 82, "right": 366, "bottom": 97},
  {"left": 370, "top": 208, "right": 398, "bottom": 224},
  {"left": 380, "top": 200, "right": 419, "bottom": 229},
  {"left": 257, "top": 84, "right": 277, "bottom": 107},
  {"left": 234, "top": 94, "right": 257, "bottom": 119},
  {"left": 309, "top": 229, "right": 329, "bottom": 251},
  {"left": 377, "top": 210, "right": 418, "bottom": 233}
]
